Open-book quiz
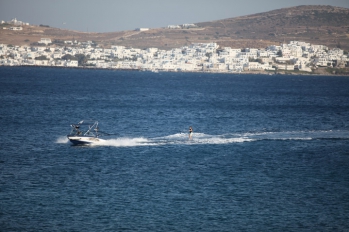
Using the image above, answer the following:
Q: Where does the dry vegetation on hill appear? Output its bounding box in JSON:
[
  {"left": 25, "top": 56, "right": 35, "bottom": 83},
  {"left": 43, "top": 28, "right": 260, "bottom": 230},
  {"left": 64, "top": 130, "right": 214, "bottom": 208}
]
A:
[
  {"left": 197, "top": 5, "right": 349, "bottom": 50},
  {"left": 1, "top": 5, "right": 348, "bottom": 50}
]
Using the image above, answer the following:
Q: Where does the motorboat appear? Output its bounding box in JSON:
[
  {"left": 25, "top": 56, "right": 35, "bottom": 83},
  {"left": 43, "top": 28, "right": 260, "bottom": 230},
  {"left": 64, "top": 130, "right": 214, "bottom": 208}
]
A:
[{"left": 67, "top": 120, "right": 106, "bottom": 145}]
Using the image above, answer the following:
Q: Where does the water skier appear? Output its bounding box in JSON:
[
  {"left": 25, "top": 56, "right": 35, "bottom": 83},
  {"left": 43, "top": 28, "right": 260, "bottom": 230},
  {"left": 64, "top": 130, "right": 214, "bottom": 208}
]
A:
[{"left": 189, "top": 126, "right": 193, "bottom": 140}]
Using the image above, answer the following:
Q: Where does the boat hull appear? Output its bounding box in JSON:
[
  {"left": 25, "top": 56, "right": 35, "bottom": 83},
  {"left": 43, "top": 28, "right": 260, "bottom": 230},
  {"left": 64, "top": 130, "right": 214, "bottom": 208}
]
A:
[{"left": 67, "top": 136, "right": 105, "bottom": 145}]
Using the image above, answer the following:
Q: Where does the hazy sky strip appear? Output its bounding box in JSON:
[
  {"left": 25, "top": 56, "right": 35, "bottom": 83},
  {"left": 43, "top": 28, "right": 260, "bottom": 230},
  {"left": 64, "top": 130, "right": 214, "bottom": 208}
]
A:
[{"left": 0, "top": 0, "right": 348, "bottom": 32}]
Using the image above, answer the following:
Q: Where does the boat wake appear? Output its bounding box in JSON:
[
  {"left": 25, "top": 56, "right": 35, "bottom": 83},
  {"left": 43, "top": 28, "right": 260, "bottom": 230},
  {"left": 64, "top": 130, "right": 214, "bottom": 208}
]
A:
[
  {"left": 57, "top": 130, "right": 349, "bottom": 147},
  {"left": 97, "top": 137, "right": 159, "bottom": 147},
  {"left": 56, "top": 136, "right": 69, "bottom": 144}
]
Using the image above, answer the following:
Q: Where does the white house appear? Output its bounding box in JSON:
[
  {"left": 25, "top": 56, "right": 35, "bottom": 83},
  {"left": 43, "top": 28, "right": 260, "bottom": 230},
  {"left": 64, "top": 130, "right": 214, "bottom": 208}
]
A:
[
  {"left": 277, "top": 64, "right": 294, "bottom": 70},
  {"left": 182, "top": 24, "right": 197, "bottom": 28},
  {"left": 315, "top": 57, "right": 333, "bottom": 67},
  {"left": 168, "top": 25, "right": 181, "bottom": 29},
  {"left": 65, "top": 60, "right": 78, "bottom": 67},
  {"left": 135, "top": 28, "right": 149, "bottom": 31},
  {"left": 10, "top": 27, "right": 23, "bottom": 31},
  {"left": 38, "top": 38, "right": 52, "bottom": 45},
  {"left": 247, "top": 62, "right": 265, "bottom": 71}
]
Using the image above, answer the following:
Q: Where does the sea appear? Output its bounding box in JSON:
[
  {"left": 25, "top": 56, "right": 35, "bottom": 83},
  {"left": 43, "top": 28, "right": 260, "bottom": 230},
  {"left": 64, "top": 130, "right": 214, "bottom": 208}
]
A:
[{"left": 1, "top": 66, "right": 349, "bottom": 231}]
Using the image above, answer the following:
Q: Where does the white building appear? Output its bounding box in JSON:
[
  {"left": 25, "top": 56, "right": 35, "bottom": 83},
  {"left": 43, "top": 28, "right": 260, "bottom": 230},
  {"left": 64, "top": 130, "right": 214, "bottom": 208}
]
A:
[
  {"left": 38, "top": 38, "right": 52, "bottom": 45},
  {"left": 5, "top": 18, "right": 29, "bottom": 26},
  {"left": 35, "top": 60, "right": 49, "bottom": 66},
  {"left": 168, "top": 25, "right": 181, "bottom": 29},
  {"left": 135, "top": 28, "right": 149, "bottom": 31},
  {"left": 10, "top": 27, "right": 23, "bottom": 31},
  {"left": 248, "top": 62, "right": 265, "bottom": 71},
  {"left": 182, "top": 24, "right": 197, "bottom": 28},
  {"left": 277, "top": 64, "right": 294, "bottom": 70},
  {"left": 65, "top": 60, "right": 78, "bottom": 67}
]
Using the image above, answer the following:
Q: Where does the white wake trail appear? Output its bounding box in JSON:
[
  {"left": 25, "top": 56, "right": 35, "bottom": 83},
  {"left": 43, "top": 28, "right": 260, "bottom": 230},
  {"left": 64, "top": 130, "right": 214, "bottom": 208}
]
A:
[
  {"left": 96, "top": 137, "right": 159, "bottom": 147},
  {"left": 59, "top": 130, "right": 349, "bottom": 147},
  {"left": 153, "top": 133, "right": 255, "bottom": 145}
]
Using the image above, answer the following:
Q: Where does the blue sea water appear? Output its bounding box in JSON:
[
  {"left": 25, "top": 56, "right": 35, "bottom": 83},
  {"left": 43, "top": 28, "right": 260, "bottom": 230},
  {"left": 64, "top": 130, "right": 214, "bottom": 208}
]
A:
[{"left": 1, "top": 67, "right": 349, "bottom": 231}]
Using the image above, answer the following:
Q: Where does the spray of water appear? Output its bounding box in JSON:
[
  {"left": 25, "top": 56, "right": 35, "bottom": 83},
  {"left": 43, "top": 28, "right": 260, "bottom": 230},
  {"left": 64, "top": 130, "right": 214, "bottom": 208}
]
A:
[
  {"left": 95, "top": 137, "right": 159, "bottom": 147},
  {"left": 57, "top": 130, "right": 349, "bottom": 147},
  {"left": 56, "top": 136, "right": 69, "bottom": 144}
]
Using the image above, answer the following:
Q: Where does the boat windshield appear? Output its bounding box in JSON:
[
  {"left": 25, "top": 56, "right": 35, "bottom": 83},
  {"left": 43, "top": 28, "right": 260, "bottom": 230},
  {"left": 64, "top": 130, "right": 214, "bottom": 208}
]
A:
[{"left": 69, "top": 120, "right": 100, "bottom": 137}]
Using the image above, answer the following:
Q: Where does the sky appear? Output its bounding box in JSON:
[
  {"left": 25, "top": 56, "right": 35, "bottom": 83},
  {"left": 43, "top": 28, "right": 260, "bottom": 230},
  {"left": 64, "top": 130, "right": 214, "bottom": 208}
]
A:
[{"left": 1, "top": 0, "right": 348, "bottom": 33}]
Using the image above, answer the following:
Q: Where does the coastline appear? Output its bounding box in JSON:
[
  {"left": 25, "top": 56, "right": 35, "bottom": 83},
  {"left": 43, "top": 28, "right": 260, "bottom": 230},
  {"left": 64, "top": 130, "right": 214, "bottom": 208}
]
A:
[{"left": 1, "top": 65, "right": 348, "bottom": 76}]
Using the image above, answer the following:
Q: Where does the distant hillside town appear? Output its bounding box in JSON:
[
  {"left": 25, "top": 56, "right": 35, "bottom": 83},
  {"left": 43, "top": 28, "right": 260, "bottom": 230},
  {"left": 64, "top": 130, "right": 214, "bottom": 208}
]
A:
[
  {"left": 0, "top": 39, "right": 348, "bottom": 74},
  {"left": 1, "top": 18, "right": 30, "bottom": 26},
  {"left": 1, "top": 18, "right": 30, "bottom": 31}
]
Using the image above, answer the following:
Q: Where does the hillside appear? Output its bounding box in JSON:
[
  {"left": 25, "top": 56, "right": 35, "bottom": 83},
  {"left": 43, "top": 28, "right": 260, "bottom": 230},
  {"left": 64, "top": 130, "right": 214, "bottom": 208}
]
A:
[
  {"left": 1, "top": 5, "right": 349, "bottom": 50},
  {"left": 197, "top": 5, "right": 349, "bottom": 50}
]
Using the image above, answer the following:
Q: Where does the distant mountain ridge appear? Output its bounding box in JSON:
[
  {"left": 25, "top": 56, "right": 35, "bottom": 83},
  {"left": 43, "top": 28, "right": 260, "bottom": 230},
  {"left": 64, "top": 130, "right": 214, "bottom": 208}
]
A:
[
  {"left": 196, "top": 5, "right": 349, "bottom": 49},
  {"left": 1, "top": 5, "right": 348, "bottom": 50}
]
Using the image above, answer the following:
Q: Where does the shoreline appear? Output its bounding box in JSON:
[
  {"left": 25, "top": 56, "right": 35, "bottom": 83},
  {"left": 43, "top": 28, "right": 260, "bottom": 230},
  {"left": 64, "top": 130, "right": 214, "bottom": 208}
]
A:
[{"left": 0, "top": 65, "right": 348, "bottom": 76}]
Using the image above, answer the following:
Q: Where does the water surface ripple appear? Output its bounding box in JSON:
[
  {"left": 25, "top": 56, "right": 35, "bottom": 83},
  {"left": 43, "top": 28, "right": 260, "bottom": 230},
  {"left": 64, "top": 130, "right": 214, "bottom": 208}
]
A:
[{"left": 1, "top": 67, "right": 349, "bottom": 231}]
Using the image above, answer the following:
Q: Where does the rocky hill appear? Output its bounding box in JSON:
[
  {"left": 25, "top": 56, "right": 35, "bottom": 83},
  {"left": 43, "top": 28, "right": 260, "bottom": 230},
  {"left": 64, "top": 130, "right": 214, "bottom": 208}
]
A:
[
  {"left": 196, "top": 5, "right": 349, "bottom": 50},
  {"left": 1, "top": 5, "right": 348, "bottom": 50}
]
